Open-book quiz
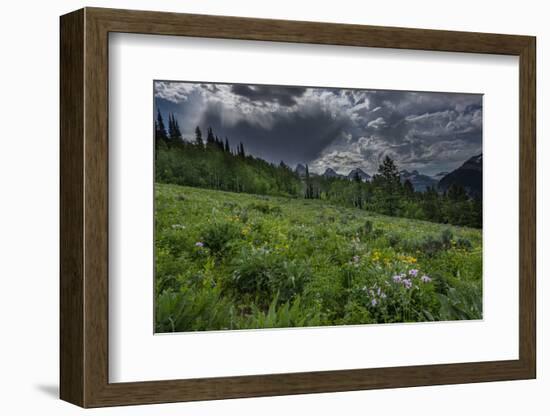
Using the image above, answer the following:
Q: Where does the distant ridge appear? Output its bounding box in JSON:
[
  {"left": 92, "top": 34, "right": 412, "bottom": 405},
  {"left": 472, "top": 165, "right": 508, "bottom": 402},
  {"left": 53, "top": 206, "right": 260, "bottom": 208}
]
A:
[
  {"left": 399, "top": 169, "right": 437, "bottom": 192},
  {"left": 295, "top": 163, "right": 307, "bottom": 176},
  {"left": 438, "top": 154, "right": 482, "bottom": 197},
  {"left": 322, "top": 167, "right": 342, "bottom": 178},
  {"left": 347, "top": 168, "right": 371, "bottom": 182}
]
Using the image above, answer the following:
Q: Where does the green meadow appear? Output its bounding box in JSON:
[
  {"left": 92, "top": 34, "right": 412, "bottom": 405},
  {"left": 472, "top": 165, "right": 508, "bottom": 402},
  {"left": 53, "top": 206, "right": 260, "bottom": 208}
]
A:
[{"left": 155, "top": 183, "right": 482, "bottom": 332}]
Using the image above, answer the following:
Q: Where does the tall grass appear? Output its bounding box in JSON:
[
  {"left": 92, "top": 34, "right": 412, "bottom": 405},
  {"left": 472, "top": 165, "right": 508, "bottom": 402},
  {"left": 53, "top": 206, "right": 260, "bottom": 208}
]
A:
[{"left": 155, "top": 183, "right": 482, "bottom": 332}]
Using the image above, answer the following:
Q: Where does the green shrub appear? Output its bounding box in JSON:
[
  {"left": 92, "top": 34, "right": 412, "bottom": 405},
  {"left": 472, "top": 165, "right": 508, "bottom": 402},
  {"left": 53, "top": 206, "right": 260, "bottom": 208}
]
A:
[
  {"left": 155, "top": 286, "right": 233, "bottom": 332},
  {"left": 229, "top": 248, "right": 310, "bottom": 306},
  {"left": 241, "top": 295, "right": 321, "bottom": 329},
  {"left": 402, "top": 229, "right": 454, "bottom": 257},
  {"left": 387, "top": 232, "right": 401, "bottom": 248},
  {"left": 437, "top": 285, "right": 482, "bottom": 321},
  {"left": 455, "top": 237, "right": 473, "bottom": 250},
  {"left": 371, "top": 228, "right": 384, "bottom": 239},
  {"left": 247, "top": 202, "right": 282, "bottom": 215},
  {"left": 200, "top": 221, "right": 241, "bottom": 254},
  {"left": 357, "top": 220, "right": 374, "bottom": 238}
]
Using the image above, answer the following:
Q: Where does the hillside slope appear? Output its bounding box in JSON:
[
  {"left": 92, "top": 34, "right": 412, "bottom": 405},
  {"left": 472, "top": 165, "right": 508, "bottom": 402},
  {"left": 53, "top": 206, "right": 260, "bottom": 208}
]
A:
[{"left": 155, "top": 183, "right": 482, "bottom": 332}]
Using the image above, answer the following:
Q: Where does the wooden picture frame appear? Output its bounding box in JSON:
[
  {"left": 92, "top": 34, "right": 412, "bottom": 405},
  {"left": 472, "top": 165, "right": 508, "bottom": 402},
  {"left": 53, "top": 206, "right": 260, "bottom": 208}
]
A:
[{"left": 60, "top": 7, "right": 536, "bottom": 408}]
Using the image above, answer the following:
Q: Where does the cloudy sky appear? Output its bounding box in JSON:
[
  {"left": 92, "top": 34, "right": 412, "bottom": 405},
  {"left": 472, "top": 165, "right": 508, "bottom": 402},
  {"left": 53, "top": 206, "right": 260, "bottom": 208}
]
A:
[{"left": 154, "top": 80, "right": 482, "bottom": 176}]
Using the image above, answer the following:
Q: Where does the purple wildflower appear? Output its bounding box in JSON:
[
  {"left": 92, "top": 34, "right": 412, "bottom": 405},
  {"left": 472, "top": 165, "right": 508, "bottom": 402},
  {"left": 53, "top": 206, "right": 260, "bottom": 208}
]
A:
[
  {"left": 371, "top": 298, "right": 378, "bottom": 307},
  {"left": 421, "top": 275, "right": 432, "bottom": 283},
  {"left": 195, "top": 241, "right": 204, "bottom": 247},
  {"left": 409, "top": 269, "right": 419, "bottom": 277},
  {"left": 402, "top": 278, "right": 413, "bottom": 289},
  {"left": 392, "top": 275, "right": 402, "bottom": 283}
]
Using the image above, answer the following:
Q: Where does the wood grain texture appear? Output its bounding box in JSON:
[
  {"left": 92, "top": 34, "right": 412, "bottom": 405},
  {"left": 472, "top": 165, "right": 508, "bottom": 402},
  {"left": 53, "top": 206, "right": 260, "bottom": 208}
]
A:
[
  {"left": 88, "top": 7, "right": 532, "bottom": 55},
  {"left": 59, "top": 8, "right": 84, "bottom": 407},
  {"left": 518, "top": 38, "right": 536, "bottom": 376},
  {"left": 59, "top": 7, "right": 537, "bottom": 408}
]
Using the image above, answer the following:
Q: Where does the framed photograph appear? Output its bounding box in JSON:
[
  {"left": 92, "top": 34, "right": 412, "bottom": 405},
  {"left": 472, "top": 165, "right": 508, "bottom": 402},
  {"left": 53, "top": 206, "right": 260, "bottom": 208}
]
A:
[{"left": 60, "top": 7, "right": 536, "bottom": 408}]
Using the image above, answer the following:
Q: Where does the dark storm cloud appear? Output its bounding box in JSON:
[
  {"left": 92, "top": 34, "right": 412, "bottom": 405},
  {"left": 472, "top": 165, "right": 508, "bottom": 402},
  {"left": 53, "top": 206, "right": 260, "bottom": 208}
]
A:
[
  {"left": 230, "top": 84, "right": 307, "bottom": 107},
  {"left": 154, "top": 81, "right": 482, "bottom": 176},
  {"left": 197, "top": 99, "right": 348, "bottom": 166},
  {"left": 313, "top": 89, "right": 483, "bottom": 175}
]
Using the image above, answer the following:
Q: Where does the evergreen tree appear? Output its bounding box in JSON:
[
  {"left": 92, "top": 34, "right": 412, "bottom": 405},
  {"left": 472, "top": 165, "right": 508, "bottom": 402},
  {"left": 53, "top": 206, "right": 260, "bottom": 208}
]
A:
[
  {"left": 238, "top": 142, "right": 246, "bottom": 157},
  {"left": 224, "top": 138, "right": 230, "bottom": 152},
  {"left": 378, "top": 155, "right": 401, "bottom": 184},
  {"left": 194, "top": 126, "right": 203, "bottom": 147},
  {"left": 167, "top": 114, "right": 182, "bottom": 141},
  {"left": 423, "top": 186, "right": 442, "bottom": 222},
  {"left": 447, "top": 183, "right": 468, "bottom": 202},
  {"left": 155, "top": 109, "right": 167, "bottom": 141},
  {"left": 472, "top": 196, "right": 482, "bottom": 228},
  {"left": 206, "top": 127, "right": 216, "bottom": 148},
  {"left": 403, "top": 179, "right": 414, "bottom": 195},
  {"left": 172, "top": 116, "right": 182, "bottom": 141},
  {"left": 352, "top": 171, "right": 363, "bottom": 208},
  {"left": 167, "top": 114, "right": 175, "bottom": 141},
  {"left": 374, "top": 155, "right": 402, "bottom": 216},
  {"left": 305, "top": 164, "right": 315, "bottom": 199},
  {"left": 215, "top": 135, "right": 224, "bottom": 151}
]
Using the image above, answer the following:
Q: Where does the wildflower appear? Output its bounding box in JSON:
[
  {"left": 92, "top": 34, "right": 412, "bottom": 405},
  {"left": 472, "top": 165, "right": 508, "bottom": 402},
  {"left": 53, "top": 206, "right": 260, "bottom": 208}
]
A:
[
  {"left": 380, "top": 292, "right": 387, "bottom": 299},
  {"left": 171, "top": 224, "right": 185, "bottom": 230},
  {"left": 371, "top": 298, "right": 378, "bottom": 307},
  {"left": 409, "top": 269, "right": 419, "bottom": 277},
  {"left": 398, "top": 254, "right": 417, "bottom": 264},
  {"left": 195, "top": 241, "right": 204, "bottom": 247},
  {"left": 352, "top": 255, "right": 360, "bottom": 263},
  {"left": 402, "top": 278, "right": 413, "bottom": 289},
  {"left": 421, "top": 275, "right": 432, "bottom": 283},
  {"left": 392, "top": 274, "right": 402, "bottom": 283}
]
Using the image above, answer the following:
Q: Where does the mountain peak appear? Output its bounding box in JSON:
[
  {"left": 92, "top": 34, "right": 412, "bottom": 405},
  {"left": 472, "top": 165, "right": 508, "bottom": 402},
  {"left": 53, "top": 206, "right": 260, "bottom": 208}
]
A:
[
  {"left": 438, "top": 154, "right": 482, "bottom": 197},
  {"left": 323, "top": 167, "right": 341, "bottom": 178},
  {"left": 399, "top": 169, "right": 437, "bottom": 192},
  {"left": 347, "top": 168, "right": 371, "bottom": 181},
  {"left": 460, "top": 153, "right": 483, "bottom": 172},
  {"left": 400, "top": 169, "right": 420, "bottom": 176},
  {"left": 471, "top": 154, "right": 482, "bottom": 163},
  {"left": 295, "top": 163, "right": 307, "bottom": 176}
]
